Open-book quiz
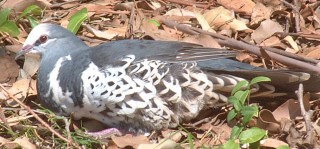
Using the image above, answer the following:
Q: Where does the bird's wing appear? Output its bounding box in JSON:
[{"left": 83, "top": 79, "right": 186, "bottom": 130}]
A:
[{"left": 89, "top": 39, "right": 236, "bottom": 68}]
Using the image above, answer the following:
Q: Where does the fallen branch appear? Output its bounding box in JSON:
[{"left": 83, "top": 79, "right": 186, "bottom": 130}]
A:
[{"left": 160, "top": 19, "right": 320, "bottom": 73}]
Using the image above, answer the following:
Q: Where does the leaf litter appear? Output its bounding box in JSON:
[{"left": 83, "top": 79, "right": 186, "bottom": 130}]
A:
[{"left": 0, "top": 0, "right": 320, "bottom": 148}]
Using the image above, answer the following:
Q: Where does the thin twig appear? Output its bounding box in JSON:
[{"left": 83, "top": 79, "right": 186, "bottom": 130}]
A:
[
  {"left": 295, "top": 83, "right": 314, "bottom": 144},
  {"left": 0, "top": 84, "right": 81, "bottom": 148},
  {"left": 0, "top": 104, "right": 13, "bottom": 133},
  {"left": 161, "top": 19, "right": 320, "bottom": 73},
  {"left": 162, "top": 0, "right": 210, "bottom": 9}
]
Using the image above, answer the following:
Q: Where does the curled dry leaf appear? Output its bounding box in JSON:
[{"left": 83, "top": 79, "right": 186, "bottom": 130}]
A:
[
  {"left": 204, "top": 7, "right": 250, "bottom": 31},
  {"left": 257, "top": 109, "right": 281, "bottom": 133}
]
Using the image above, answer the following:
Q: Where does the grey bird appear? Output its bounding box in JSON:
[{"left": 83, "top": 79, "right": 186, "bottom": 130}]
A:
[{"left": 16, "top": 23, "right": 316, "bottom": 134}]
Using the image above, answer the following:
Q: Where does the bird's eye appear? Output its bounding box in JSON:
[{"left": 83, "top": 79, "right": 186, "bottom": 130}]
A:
[{"left": 39, "top": 35, "right": 48, "bottom": 43}]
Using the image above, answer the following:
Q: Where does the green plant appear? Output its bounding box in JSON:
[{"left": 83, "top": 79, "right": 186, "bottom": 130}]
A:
[
  {"left": 19, "top": 5, "right": 42, "bottom": 27},
  {"left": 0, "top": 5, "right": 42, "bottom": 37},
  {"left": 0, "top": 8, "right": 20, "bottom": 37},
  {"left": 223, "top": 76, "right": 271, "bottom": 149},
  {"left": 67, "top": 8, "right": 88, "bottom": 34}
]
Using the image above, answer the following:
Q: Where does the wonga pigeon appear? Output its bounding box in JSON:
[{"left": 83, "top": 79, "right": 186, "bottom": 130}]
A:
[{"left": 16, "top": 23, "right": 316, "bottom": 134}]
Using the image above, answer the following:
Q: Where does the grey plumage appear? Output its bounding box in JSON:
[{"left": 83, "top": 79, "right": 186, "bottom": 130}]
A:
[{"left": 16, "top": 23, "right": 318, "bottom": 134}]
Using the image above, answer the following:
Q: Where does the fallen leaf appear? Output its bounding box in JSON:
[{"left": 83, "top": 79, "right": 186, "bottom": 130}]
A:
[
  {"left": 111, "top": 134, "right": 149, "bottom": 148},
  {"left": 272, "top": 97, "right": 310, "bottom": 122},
  {"left": 257, "top": 109, "right": 281, "bottom": 133},
  {"left": 204, "top": 7, "right": 250, "bottom": 31},
  {"left": 13, "top": 136, "right": 36, "bottom": 149},
  {"left": 284, "top": 36, "right": 300, "bottom": 53},
  {"left": 165, "top": 8, "right": 196, "bottom": 17},
  {"left": 181, "top": 34, "right": 221, "bottom": 48},
  {"left": 0, "top": 54, "right": 19, "bottom": 83},
  {"left": 137, "top": 139, "right": 179, "bottom": 149},
  {"left": 260, "top": 138, "right": 288, "bottom": 148},
  {"left": 250, "top": 3, "right": 273, "bottom": 25},
  {"left": 251, "top": 19, "right": 283, "bottom": 44},
  {"left": 217, "top": 0, "right": 255, "bottom": 15},
  {"left": 6, "top": 79, "right": 37, "bottom": 107}
]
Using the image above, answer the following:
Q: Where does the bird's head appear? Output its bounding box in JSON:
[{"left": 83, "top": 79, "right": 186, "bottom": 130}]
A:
[{"left": 16, "top": 23, "right": 87, "bottom": 59}]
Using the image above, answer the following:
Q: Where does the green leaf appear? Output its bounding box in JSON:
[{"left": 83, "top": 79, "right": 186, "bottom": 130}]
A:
[
  {"left": 239, "top": 127, "right": 267, "bottom": 144},
  {"left": 223, "top": 140, "right": 240, "bottom": 149},
  {"left": 249, "top": 140, "right": 260, "bottom": 149},
  {"left": 26, "top": 16, "right": 39, "bottom": 27},
  {"left": 242, "top": 113, "right": 254, "bottom": 125},
  {"left": 187, "top": 132, "right": 194, "bottom": 149},
  {"left": 148, "top": 19, "right": 161, "bottom": 27},
  {"left": 0, "top": 8, "right": 11, "bottom": 25},
  {"left": 228, "top": 96, "right": 243, "bottom": 111},
  {"left": 227, "top": 109, "right": 237, "bottom": 122},
  {"left": 241, "top": 105, "right": 259, "bottom": 125},
  {"left": 19, "top": 5, "right": 42, "bottom": 19},
  {"left": 276, "top": 145, "right": 290, "bottom": 149},
  {"left": 234, "top": 90, "right": 250, "bottom": 104},
  {"left": 231, "top": 80, "right": 249, "bottom": 95},
  {"left": 230, "top": 125, "right": 243, "bottom": 140},
  {"left": 250, "top": 76, "right": 271, "bottom": 86},
  {"left": 67, "top": 8, "right": 88, "bottom": 34},
  {"left": 240, "top": 105, "right": 259, "bottom": 117},
  {"left": 0, "top": 21, "right": 20, "bottom": 37}
]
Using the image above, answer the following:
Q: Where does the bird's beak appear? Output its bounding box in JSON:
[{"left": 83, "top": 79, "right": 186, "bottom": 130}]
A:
[{"left": 15, "top": 44, "right": 34, "bottom": 60}]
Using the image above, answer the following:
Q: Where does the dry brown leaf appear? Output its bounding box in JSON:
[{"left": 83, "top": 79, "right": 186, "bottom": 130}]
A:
[
  {"left": 137, "top": 139, "right": 179, "bottom": 149},
  {"left": 195, "top": 11, "right": 214, "bottom": 32},
  {"left": 2, "top": 0, "right": 51, "bottom": 12},
  {"left": 111, "top": 134, "right": 149, "bottom": 148},
  {"left": 161, "top": 130, "right": 182, "bottom": 142},
  {"left": 304, "top": 46, "right": 320, "bottom": 59},
  {"left": 284, "top": 36, "right": 300, "bottom": 53},
  {"left": 259, "top": 36, "right": 281, "bottom": 47},
  {"left": 272, "top": 97, "right": 311, "bottom": 122},
  {"left": 260, "top": 138, "right": 288, "bottom": 148},
  {"left": 83, "top": 24, "right": 120, "bottom": 40},
  {"left": 257, "top": 109, "right": 281, "bottom": 133},
  {"left": 236, "top": 53, "right": 254, "bottom": 63},
  {"left": 13, "top": 136, "right": 36, "bottom": 149},
  {"left": 22, "top": 54, "right": 40, "bottom": 77},
  {"left": 0, "top": 54, "right": 19, "bottom": 83},
  {"left": 181, "top": 34, "right": 221, "bottom": 48},
  {"left": 164, "top": 8, "right": 196, "bottom": 17},
  {"left": 251, "top": 19, "right": 283, "bottom": 44},
  {"left": 250, "top": 3, "right": 273, "bottom": 25},
  {"left": 217, "top": 0, "right": 255, "bottom": 15},
  {"left": 204, "top": 7, "right": 250, "bottom": 31},
  {"left": 5, "top": 79, "right": 37, "bottom": 107}
]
